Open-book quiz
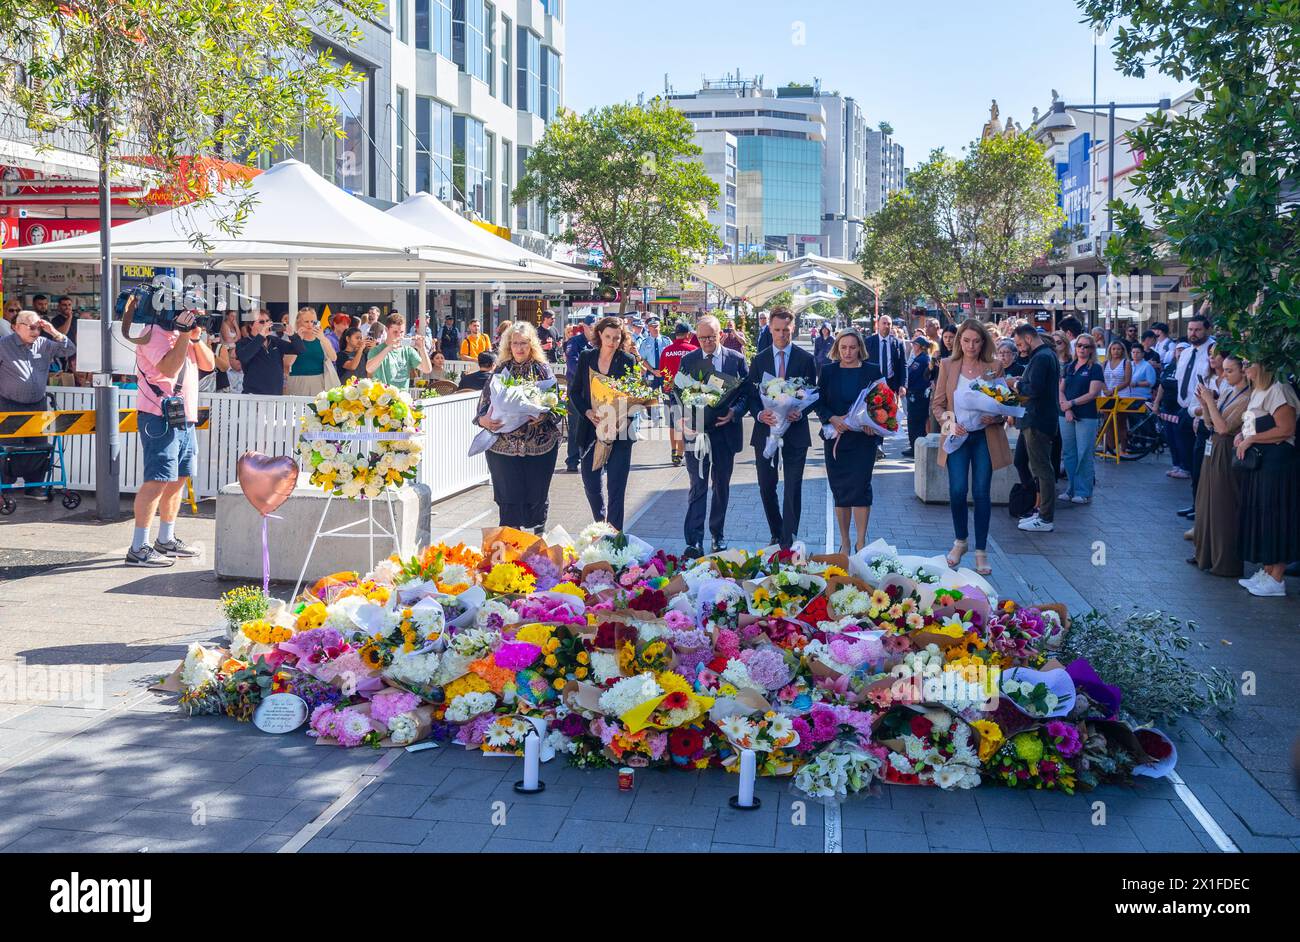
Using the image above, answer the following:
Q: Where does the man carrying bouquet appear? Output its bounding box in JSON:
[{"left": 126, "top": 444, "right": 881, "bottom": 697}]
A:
[
  {"left": 677, "top": 314, "right": 748, "bottom": 558},
  {"left": 746, "top": 307, "right": 817, "bottom": 548}
]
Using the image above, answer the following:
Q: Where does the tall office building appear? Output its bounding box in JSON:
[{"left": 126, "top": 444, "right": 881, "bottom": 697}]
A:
[
  {"left": 261, "top": 0, "right": 565, "bottom": 257},
  {"left": 693, "top": 130, "right": 739, "bottom": 260},
  {"left": 667, "top": 75, "right": 828, "bottom": 258},
  {"left": 817, "top": 92, "right": 869, "bottom": 259},
  {"left": 865, "top": 126, "right": 906, "bottom": 215},
  {"left": 668, "top": 75, "right": 876, "bottom": 260}
]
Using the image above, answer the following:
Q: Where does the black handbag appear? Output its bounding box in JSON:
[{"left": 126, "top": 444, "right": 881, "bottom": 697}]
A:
[
  {"left": 1232, "top": 414, "right": 1275, "bottom": 472},
  {"left": 1232, "top": 446, "right": 1263, "bottom": 472}
]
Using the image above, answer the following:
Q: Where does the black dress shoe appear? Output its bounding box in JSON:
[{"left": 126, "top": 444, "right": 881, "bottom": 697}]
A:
[
  {"left": 1186, "top": 557, "right": 1199, "bottom": 566},
  {"left": 1176, "top": 507, "right": 1195, "bottom": 518},
  {"left": 711, "top": 539, "right": 728, "bottom": 553},
  {"left": 683, "top": 545, "right": 703, "bottom": 560}
]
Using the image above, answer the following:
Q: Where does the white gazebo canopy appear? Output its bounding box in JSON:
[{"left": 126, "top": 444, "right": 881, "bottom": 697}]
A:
[
  {"left": 0, "top": 159, "right": 536, "bottom": 313},
  {"left": 692, "top": 254, "right": 878, "bottom": 304},
  {"left": 340, "top": 193, "right": 596, "bottom": 290}
]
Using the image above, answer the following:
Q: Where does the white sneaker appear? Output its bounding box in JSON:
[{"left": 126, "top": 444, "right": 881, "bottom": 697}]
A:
[
  {"left": 1246, "top": 574, "right": 1286, "bottom": 597},
  {"left": 1071, "top": 495, "right": 1091, "bottom": 505},
  {"left": 1018, "top": 515, "right": 1055, "bottom": 532},
  {"left": 1237, "top": 568, "right": 1266, "bottom": 590}
]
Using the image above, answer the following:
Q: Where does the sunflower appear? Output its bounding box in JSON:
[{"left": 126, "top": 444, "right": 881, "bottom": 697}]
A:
[{"left": 359, "top": 643, "right": 385, "bottom": 670}]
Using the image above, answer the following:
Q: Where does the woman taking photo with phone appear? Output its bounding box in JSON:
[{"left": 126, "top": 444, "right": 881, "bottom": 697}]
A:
[
  {"left": 284, "top": 306, "right": 339, "bottom": 396},
  {"left": 335, "top": 327, "right": 370, "bottom": 384},
  {"left": 1190, "top": 355, "right": 1250, "bottom": 578}
]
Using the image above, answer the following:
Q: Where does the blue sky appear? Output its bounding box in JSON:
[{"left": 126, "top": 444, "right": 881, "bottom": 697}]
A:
[{"left": 565, "top": 0, "right": 1189, "bottom": 163}]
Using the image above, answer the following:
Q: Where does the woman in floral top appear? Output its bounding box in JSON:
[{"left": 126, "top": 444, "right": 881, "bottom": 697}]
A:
[{"left": 474, "top": 321, "right": 561, "bottom": 532}]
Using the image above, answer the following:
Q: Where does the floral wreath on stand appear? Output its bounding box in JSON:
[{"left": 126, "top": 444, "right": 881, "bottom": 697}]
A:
[{"left": 297, "top": 378, "right": 424, "bottom": 499}]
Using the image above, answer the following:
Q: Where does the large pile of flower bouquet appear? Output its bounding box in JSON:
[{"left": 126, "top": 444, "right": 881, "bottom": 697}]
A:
[{"left": 170, "top": 528, "right": 1176, "bottom": 799}]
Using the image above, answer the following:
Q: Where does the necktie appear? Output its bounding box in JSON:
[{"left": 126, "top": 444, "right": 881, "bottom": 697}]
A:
[
  {"left": 777, "top": 348, "right": 786, "bottom": 379},
  {"left": 1179, "top": 346, "right": 1197, "bottom": 400},
  {"left": 881, "top": 337, "right": 890, "bottom": 376}
]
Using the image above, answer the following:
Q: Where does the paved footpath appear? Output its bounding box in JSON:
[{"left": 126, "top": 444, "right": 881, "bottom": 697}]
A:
[{"left": 1, "top": 405, "right": 1297, "bottom": 852}]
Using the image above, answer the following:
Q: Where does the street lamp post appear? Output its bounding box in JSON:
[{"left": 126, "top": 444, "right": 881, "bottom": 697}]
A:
[{"left": 1050, "top": 98, "right": 1170, "bottom": 334}]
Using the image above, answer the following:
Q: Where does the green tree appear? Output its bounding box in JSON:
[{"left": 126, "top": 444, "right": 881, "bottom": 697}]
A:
[
  {"left": 515, "top": 101, "right": 720, "bottom": 314},
  {"left": 860, "top": 151, "right": 959, "bottom": 312},
  {"left": 1, "top": 2, "right": 378, "bottom": 210},
  {"left": 737, "top": 250, "right": 776, "bottom": 264},
  {"left": 949, "top": 133, "right": 1065, "bottom": 309},
  {"left": 1079, "top": 0, "right": 1299, "bottom": 372},
  {"left": 862, "top": 137, "right": 1064, "bottom": 317},
  {"left": 878, "top": 121, "right": 894, "bottom": 136},
  {"left": 0, "top": 0, "right": 379, "bottom": 517}
]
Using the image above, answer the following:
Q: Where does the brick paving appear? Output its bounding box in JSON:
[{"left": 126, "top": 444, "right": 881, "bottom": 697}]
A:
[{"left": 2, "top": 370, "right": 1298, "bottom": 853}]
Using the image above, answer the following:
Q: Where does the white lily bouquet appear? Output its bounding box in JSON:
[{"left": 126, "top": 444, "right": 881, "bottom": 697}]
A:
[
  {"left": 759, "top": 373, "right": 819, "bottom": 461},
  {"left": 943, "top": 376, "right": 1024, "bottom": 454},
  {"left": 468, "top": 373, "right": 563, "bottom": 457},
  {"left": 674, "top": 369, "right": 744, "bottom": 460}
]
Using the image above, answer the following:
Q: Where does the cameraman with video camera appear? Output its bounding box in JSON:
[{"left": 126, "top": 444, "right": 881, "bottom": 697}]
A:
[{"left": 124, "top": 293, "right": 215, "bottom": 567}]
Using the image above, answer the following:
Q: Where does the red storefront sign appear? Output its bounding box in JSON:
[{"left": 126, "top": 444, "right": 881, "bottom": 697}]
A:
[{"left": 18, "top": 218, "right": 124, "bottom": 245}]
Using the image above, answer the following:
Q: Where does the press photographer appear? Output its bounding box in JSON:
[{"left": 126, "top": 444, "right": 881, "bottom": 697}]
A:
[{"left": 122, "top": 293, "right": 214, "bottom": 567}]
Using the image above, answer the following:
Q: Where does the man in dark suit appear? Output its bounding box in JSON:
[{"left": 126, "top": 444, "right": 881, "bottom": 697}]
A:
[
  {"left": 865, "top": 314, "right": 907, "bottom": 394},
  {"left": 678, "top": 313, "right": 748, "bottom": 557},
  {"left": 747, "top": 307, "right": 817, "bottom": 548}
]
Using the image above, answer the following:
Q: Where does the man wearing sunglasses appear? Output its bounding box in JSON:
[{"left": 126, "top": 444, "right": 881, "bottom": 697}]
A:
[{"left": 234, "top": 309, "right": 296, "bottom": 396}]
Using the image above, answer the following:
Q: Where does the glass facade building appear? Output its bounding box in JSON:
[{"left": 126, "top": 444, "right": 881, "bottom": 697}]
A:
[
  {"left": 454, "top": 114, "right": 487, "bottom": 216},
  {"left": 416, "top": 96, "right": 453, "bottom": 199},
  {"left": 415, "top": 0, "right": 453, "bottom": 58},
  {"left": 737, "top": 135, "right": 822, "bottom": 242}
]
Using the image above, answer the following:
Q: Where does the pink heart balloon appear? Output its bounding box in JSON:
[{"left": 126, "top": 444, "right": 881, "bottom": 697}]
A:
[{"left": 236, "top": 452, "right": 299, "bottom": 516}]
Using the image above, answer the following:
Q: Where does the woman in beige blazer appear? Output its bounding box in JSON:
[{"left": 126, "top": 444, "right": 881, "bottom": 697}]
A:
[{"left": 930, "top": 318, "right": 1012, "bottom": 576}]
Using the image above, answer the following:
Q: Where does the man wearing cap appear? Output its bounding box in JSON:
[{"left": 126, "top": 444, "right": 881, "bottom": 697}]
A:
[
  {"left": 562, "top": 316, "right": 596, "bottom": 472},
  {"left": 537, "top": 309, "right": 560, "bottom": 363},
  {"left": 439, "top": 314, "right": 460, "bottom": 362},
  {"left": 659, "top": 322, "right": 698, "bottom": 466},
  {"left": 0, "top": 309, "right": 75, "bottom": 497}
]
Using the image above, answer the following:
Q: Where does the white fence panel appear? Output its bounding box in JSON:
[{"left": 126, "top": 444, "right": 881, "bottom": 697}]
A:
[
  {"left": 43, "top": 386, "right": 488, "bottom": 501},
  {"left": 414, "top": 391, "right": 491, "bottom": 502}
]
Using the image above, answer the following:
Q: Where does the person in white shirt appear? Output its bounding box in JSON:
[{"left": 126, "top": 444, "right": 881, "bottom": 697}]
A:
[
  {"left": 1151, "top": 321, "right": 1176, "bottom": 366},
  {"left": 1172, "top": 314, "right": 1213, "bottom": 517}
]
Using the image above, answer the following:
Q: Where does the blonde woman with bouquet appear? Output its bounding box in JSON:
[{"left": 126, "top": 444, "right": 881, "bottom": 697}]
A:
[
  {"left": 473, "top": 321, "right": 561, "bottom": 533},
  {"left": 931, "top": 318, "right": 1012, "bottom": 576}
]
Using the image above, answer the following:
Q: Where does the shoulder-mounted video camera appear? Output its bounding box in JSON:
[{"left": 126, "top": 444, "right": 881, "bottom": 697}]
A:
[{"left": 116, "top": 275, "right": 222, "bottom": 335}]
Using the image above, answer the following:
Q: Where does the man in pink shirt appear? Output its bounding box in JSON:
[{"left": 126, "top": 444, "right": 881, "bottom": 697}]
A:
[{"left": 127, "top": 304, "right": 215, "bottom": 567}]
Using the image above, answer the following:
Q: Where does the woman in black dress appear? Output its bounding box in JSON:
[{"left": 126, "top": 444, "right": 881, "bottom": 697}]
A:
[
  {"left": 568, "top": 316, "right": 639, "bottom": 530},
  {"left": 815, "top": 328, "right": 885, "bottom": 554},
  {"left": 473, "top": 321, "right": 561, "bottom": 532},
  {"left": 1234, "top": 364, "right": 1299, "bottom": 597}
]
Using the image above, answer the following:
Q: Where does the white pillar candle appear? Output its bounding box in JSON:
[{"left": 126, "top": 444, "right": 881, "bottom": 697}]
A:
[
  {"left": 738, "top": 748, "right": 757, "bottom": 807},
  {"left": 522, "top": 733, "right": 541, "bottom": 791}
]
